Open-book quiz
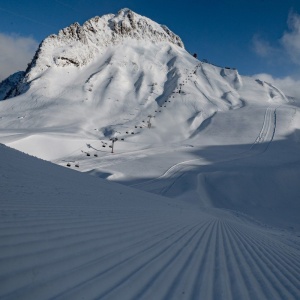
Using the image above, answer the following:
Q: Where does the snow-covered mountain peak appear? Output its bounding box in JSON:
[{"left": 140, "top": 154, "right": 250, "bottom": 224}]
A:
[
  {"left": 107, "top": 8, "right": 183, "bottom": 47},
  {"left": 24, "top": 9, "right": 183, "bottom": 80},
  {"left": 0, "top": 8, "right": 184, "bottom": 99}
]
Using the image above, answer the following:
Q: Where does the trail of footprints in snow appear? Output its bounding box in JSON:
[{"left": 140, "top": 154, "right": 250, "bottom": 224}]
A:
[{"left": 1, "top": 208, "right": 299, "bottom": 300}]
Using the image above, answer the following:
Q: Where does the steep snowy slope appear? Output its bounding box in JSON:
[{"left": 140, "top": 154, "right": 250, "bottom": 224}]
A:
[
  {"left": 1, "top": 144, "right": 299, "bottom": 299},
  {"left": 0, "top": 9, "right": 287, "bottom": 151},
  {"left": 0, "top": 8, "right": 183, "bottom": 99},
  {"left": 0, "top": 38, "right": 287, "bottom": 157}
]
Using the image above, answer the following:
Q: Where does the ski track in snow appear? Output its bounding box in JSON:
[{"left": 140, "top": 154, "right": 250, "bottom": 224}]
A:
[{"left": 131, "top": 104, "right": 280, "bottom": 194}]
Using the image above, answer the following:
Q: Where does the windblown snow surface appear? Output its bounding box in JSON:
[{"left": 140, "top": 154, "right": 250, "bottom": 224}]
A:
[{"left": 0, "top": 8, "right": 300, "bottom": 300}]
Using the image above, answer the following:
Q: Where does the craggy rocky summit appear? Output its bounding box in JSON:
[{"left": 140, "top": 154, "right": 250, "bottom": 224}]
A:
[{"left": 0, "top": 8, "right": 183, "bottom": 99}]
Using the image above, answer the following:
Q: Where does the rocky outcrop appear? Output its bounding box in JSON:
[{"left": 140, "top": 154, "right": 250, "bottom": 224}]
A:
[
  {"left": 2, "top": 8, "right": 184, "bottom": 100},
  {"left": 0, "top": 71, "right": 25, "bottom": 100},
  {"left": 29, "top": 9, "right": 183, "bottom": 78}
]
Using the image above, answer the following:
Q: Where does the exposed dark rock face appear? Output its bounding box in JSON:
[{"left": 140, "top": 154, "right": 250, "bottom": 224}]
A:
[{"left": 0, "top": 71, "right": 25, "bottom": 100}]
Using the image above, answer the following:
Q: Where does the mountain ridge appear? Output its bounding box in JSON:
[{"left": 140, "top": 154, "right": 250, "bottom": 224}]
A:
[
  {"left": 0, "top": 8, "right": 184, "bottom": 99},
  {"left": 0, "top": 8, "right": 288, "bottom": 148}
]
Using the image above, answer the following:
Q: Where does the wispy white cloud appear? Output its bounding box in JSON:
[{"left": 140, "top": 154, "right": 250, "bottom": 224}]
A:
[
  {"left": 252, "top": 10, "right": 300, "bottom": 67},
  {"left": 252, "top": 34, "right": 277, "bottom": 58},
  {"left": 254, "top": 73, "right": 300, "bottom": 99},
  {"left": 281, "top": 11, "right": 300, "bottom": 65},
  {"left": 0, "top": 33, "right": 38, "bottom": 81}
]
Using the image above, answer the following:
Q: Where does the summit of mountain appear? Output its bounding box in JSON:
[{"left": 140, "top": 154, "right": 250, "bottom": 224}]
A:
[{"left": 0, "top": 8, "right": 184, "bottom": 99}]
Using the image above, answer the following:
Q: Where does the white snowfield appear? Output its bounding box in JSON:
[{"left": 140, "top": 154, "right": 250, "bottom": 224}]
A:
[{"left": 0, "top": 8, "right": 300, "bottom": 300}]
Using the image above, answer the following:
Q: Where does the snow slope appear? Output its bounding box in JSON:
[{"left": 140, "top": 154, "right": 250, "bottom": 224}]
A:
[
  {"left": 0, "top": 8, "right": 183, "bottom": 99},
  {"left": 0, "top": 43, "right": 288, "bottom": 158},
  {"left": 1, "top": 44, "right": 298, "bottom": 231},
  {"left": 0, "top": 144, "right": 299, "bottom": 299}
]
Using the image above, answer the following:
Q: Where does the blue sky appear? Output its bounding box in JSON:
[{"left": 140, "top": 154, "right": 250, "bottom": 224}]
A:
[{"left": 1, "top": 0, "right": 300, "bottom": 91}]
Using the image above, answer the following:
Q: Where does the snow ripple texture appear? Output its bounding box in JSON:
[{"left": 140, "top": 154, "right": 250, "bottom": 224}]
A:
[{"left": 0, "top": 145, "right": 299, "bottom": 300}]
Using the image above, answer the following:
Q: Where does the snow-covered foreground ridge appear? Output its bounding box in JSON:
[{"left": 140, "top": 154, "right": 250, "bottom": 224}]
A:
[{"left": 1, "top": 144, "right": 300, "bottom": 299}]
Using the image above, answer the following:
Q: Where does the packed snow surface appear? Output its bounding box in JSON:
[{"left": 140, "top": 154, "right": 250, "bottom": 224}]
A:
[
  {"left": 0, "top": 8, "right": 300, "bottom": 300},
  {"left": 1, "top": 144, "right": 300, "bottom": 299}
]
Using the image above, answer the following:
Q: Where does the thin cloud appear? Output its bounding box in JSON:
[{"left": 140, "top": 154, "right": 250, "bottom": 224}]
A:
[
  {"left": 252, "top": 10, "right": 300, "bottom": 66},
  {"left": 252, "top": 34, "right": 276, "bottom": 57},
  {"left": 281, "top": 11, "right": 300, "bottom": 65},
  {"left": 0, "top": 33, "right": 38, "bottom": 82},
  {"left": 254, "top": 73, "right": 300, "bottom": 100}
]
